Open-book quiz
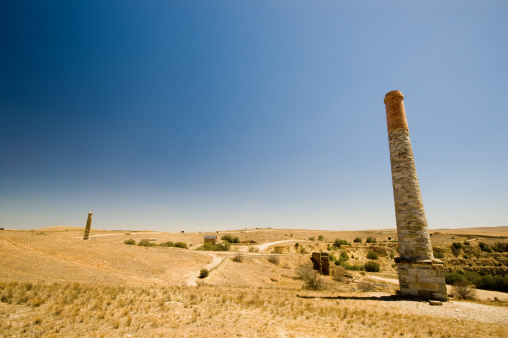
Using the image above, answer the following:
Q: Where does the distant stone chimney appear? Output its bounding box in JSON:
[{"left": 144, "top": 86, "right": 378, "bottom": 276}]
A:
[
  {"left": 384, "top": 90, "right": 447, "bottom": 301},
  {"left": 83, "top": 212, "right": 93, "bottom": 240}
]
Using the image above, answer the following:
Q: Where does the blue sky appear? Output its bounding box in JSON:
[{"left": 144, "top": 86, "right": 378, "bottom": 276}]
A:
[{"left": 1, "top": 1, "right": 507, "bottom": 232}]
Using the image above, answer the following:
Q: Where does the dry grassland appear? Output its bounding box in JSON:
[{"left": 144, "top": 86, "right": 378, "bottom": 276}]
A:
[
  {"left": 1, "top": 226, "right": 508, "bottom": 337},
  {"left": 1, "top": 281, "right": 507, "bottom": 337}
]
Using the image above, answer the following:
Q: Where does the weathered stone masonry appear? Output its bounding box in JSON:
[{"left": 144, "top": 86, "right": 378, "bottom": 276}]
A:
[
  {"left": 83, "top": 212, "right": 93, "bottom": 240},
  {"left": 384, "top": 90, "right": 447, "bottom": 301}
]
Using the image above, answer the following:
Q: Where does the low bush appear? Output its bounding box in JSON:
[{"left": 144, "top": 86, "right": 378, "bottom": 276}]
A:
[
  {"left": 478, "top": 242, "right": 492, "bottom": 252},
  {"left": 317, "top": 235, "right": 324, "bottom": 241},
  {"left": 174, "top": 242, "right": 188, "bottom": 249},
  {"left": 339, "top": 262, "right": 364, "bottom": 271},
  {"left": 295, "top": 264, "right": 324, "bottom": 290},
  {"left": 221, "top": 235, "right": 240, "bottom": 243},
  {"left": 248, "top": 246, "right": 259, "bottom": 253},
  {"left": 199, "top": 269, "right": 209, "bottom": 278},
  {"left": 366, "top": 237, "right": 376, "bottom": 244},
  {"left": 364, "top": 261, "right": 380, "bottom": 272},
  {"left": 451, "top": 242, "right": 462, "bottom": 256},
  {"left": 366, "top": 251, "right": 378, "bottom": 260},
  {"left": 123, "top": 239, "right": 136, "bottom": 245},
  {"left": 353, "top": 237, "right": 362, "bottom": 243},
  {"left": 452, "top": 242, "right": 463, "bottom": 250},
  {"left": 339, "top": 251, "right": 349, "bottom": 262},
  {"left": 138, "top": 239, "right": 157, "bottom": 247},
  {"left": 273, "top": 247, "right": 285, "bottom": 254},
  {"left": 358, "top": 281, "right": 374, "bottom": 292},
  {"left": 159, "top": 241, "right": 175, "bottom": 247},
  {"left": 267, "top": 255, "right": 280, "bottom": 265},
  {"left": 232, "top": 253, "right": 244, "bottom": 263},
  {"left": 452, "top": 281, "right": 476, "bottom": 300},
  {"left": 333, "top": 239, "right": 349, "bottom": 248},
  {"left": 444, "top": 272, "right": 467, "bottom": 285},
  {"left": 197, "top": 242, "right": 230, "bottom": 251},
  {"left": 309, "top": 237, "right": 315, "bottom": 241}
]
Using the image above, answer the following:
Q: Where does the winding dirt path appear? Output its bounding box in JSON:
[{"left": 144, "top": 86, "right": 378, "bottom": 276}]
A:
[{"left": 186, "top": 253, "right": 225, "bottom": 286}]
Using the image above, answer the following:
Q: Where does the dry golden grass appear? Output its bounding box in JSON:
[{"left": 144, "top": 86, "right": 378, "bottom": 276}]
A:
[
  {"left": 1, "top": 281, "right": 507, "bottom": 337},
  {"left": 1, "top": 226, "right": 508, "bottom": 337}
]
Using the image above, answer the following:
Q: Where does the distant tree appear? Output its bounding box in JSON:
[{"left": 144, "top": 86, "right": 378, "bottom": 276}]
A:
[
  {"left": 353, "top": 237, "right": 362, "bottom": 243},
  {"left": 318, "top": 235, "right": 324, "bottom": 241}
]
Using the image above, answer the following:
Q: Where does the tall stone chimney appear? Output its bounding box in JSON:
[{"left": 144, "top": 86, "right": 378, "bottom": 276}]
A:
[
  {"left": 83, "top": 212, "right": 93, "bottom": 240},
  {"left": 384, "top": 90, "right": 447, "bottom": 301}
]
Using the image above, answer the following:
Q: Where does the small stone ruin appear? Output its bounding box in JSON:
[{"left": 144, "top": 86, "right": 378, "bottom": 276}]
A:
[{"left": 310, "top": 252, "right": 330, "bottom": 275}]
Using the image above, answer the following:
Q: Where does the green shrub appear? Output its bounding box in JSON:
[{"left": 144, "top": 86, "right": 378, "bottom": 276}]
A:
[
  {"left": 451, "top": 242, "right": 463, "bottom": 256},
  {"left": 295, "top": 242, "right": 300, "bottom": 247},
  {"left": 309, "top": 237, "right": 315, "bottom": 241},
  {"left": 159, "top": 241, "right": 175, "bottom": 247},
  {"left": 364, "top": 261, "right": 380, "bottom": 272},
  {"left": 317, "top": 235, "right": 324, "bottom": 241},
  {"left": 478, "top": 242, "right": 492, "bottom": 252},
  {"left": 353, "top": 237, "right": 362, "bottom": 243},
  {"left": 366, "top": 237, "right": 376, "bottom": 244},
  {"left": 328, "top": 253, "right": 336, "bottom": 262},
  {"left": 463, "top": 241, "right": 470, "bottom": 246},
  {"left": 435, "top": 252, "right": 445, "bottom": 259},
  {"left": 199, "top": 269, "right": 209, "bottom": 278},
  {"left": 221, "top": 235, "right": 239, "bottom": 243},
  {"left": 197, "top": 242, "right": 230, "bottom": 251},
  {"left": 123, "top": 239, "right": 136, "bottom": 245},
  {"left": 445, "top": 272, "right": 467, "bottom": 285},
  {"left": 366, "top": 251, "right": 378, "bottom": 260},
  {"left": 340, "top": 262, "right": 364, "bottom": 271},
  {"left": 174, "top": 242, "right": 188, "bottom": 249},
  {"left": 138, "top": 239, "right": 157, "bottom": 247},
  {"left": 333, "top": 239, "right": 349, "bottom": 248},
  {"left": 339, "top": 251, "right": 349, "bottom": 262},
  {"left": 452, "top": 242, "right": 463, "bottom": 250}
]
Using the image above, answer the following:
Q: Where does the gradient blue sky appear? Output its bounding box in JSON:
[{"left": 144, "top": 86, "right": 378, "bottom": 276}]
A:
[{"left": 1, "top": 1, "right": 507, "bottom": 232}]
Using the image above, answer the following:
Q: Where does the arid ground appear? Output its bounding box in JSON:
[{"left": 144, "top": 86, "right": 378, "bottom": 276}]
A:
[{"left": 1, "top": 226, "right": 507, "bottom": 337}]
